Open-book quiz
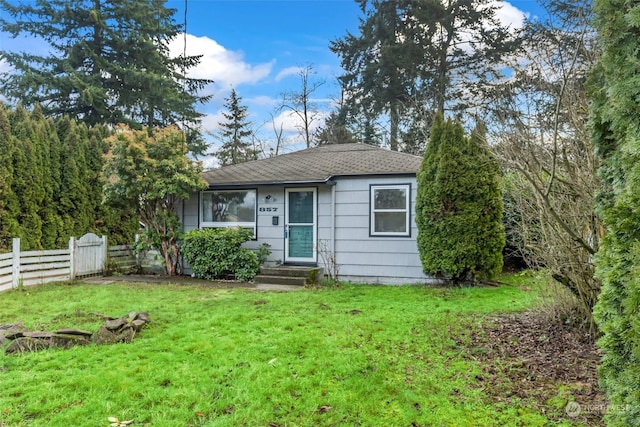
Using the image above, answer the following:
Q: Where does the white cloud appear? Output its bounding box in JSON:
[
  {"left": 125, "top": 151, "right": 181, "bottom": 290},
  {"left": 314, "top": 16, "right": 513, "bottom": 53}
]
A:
[
  {"left": 200, "top": 111, "right": 225, "bottom": 135},
  {"left": 272, "top": 109, "right": 324, "bottom": 132},
  {"left": 497, "top": 1, "right": 528, "bottom": 29},
  {"left": 249, "top": 95, "right": 279, "bottom": 109},
  {"left": 275, "top": 66, "right": 303, "bottom": 82},
  {"left": 168, "top": 33, "right": 274, "bottom": 87},
  {"left": 0, "top": 58, "right": 12, "bottom": 74},
  {"left": 270, "top": 110, "right": 301, "bottom": 134}
]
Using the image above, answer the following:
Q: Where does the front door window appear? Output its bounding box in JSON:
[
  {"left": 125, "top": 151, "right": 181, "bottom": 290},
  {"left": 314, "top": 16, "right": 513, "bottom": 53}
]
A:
[{"left": 285, "top": 188, "right": 316, "bottom": 262}]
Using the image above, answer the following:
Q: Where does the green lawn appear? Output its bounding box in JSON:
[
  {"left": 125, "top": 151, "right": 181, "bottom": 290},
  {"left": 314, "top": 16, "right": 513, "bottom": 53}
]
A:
[{"left": 0, "top": 278, "right": 559, "bottom": 426}]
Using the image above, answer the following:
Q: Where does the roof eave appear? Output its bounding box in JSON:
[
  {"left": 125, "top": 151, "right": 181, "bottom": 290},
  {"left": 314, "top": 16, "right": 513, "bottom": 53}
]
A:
[
  {"left": 204, "top": 171, "right": 417, "bottom": 189},
  {"left": 206, "top": 178, "right": 332, "bottom": 189}
]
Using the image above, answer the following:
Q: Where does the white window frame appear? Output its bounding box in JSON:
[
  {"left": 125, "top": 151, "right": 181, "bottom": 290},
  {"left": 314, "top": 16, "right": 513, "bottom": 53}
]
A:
[
  {"left": 200, "top": 189, "right": 257, "bottom": 237},
  {"left": 370, "top": 184, "right": 411, "bottom": 237}
]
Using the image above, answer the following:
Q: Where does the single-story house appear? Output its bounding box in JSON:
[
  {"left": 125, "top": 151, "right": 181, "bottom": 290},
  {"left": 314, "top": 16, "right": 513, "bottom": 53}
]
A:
[{"left": 180, "top": 143, "right": 436, "bottom": 284}]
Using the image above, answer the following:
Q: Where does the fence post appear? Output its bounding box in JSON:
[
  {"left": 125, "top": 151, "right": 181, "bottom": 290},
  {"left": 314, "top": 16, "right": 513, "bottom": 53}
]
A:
[
  {"left": 69, "top": 236, "right": 76, "bottom": 280},
  {"left": 101, "top": 235, "right": 108, "bottom": 275},
  {"left": 11, "top": 238, "right": 20, "bottom": 289},
  {"left": 135, "top": 234, "right": 140, "bottom": 269}
]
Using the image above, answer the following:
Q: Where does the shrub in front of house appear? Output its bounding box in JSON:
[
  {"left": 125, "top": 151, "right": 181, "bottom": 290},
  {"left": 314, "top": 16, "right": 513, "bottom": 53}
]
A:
[
  {"left": 416, "top": 114, "right": 504, "bottom": 283},
  {"left": 181, "top": 228, "right": 259, "bottom": 282}
]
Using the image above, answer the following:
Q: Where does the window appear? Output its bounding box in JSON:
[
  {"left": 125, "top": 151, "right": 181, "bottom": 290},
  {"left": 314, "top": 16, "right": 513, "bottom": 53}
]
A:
[
  {"left": 201, "top": 190, "right": 257, "bottom": 236},
  {"left": 370, "top": 184, "right": 410, "bottom": 237}
]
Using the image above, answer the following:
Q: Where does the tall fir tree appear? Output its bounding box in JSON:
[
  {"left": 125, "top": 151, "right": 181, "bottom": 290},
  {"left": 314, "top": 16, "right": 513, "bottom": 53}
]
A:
[
  {"left": 313, "top": 110, "right": 358, "bottom": 145},
  {"left": 590, "top": 0, "right": 640, "bottom": 424},
  {"left": 331, "top": 0, "right": 415, "bottom": 151},
  {"left": 415, "top": 115, "right": 504, "bottom": 282},
  {"left": 331, "top": 0, "right": 518, "bottom": 152},
  {"left": 0, "top": 0, "right": 211, "bottom": 155},
  {"left": 216, "top": 89, "right": 257, "bottom": 166}
]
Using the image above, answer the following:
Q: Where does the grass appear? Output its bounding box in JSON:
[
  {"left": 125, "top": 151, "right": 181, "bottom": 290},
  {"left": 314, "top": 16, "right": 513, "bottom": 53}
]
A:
[{"left": 0, "top": 278, "right": 555, "bottom": 426}]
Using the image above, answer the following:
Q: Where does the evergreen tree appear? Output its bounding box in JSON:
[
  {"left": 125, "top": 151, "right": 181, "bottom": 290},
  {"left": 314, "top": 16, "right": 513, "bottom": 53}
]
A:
[
  {"left": 314, "top": 110, "right": 358, "bottom": 145},
  {"left": 415, "top": 115, "right": 504, "bottom": 283},
  {"left": 30, "top": 105, "right": 63, "bottom": 248},
  {"left": 216, "top": 89, "right": 257, "bottom": 166},
  {"left": 331, "top": 0, "right": 518, "bottom": 152},
  {"left": 0, "top": 104, "right": 138, "bottom": 249},
  {"left": 0, "top": 0, "right": 211, "bottom": 155},
  {"left": 590, "top": 0, "right": 640, "bottom": 423},
  {"left": 56, "top": 117, "right": 93, "bottom": 241},
  {"left": 0, "top": 104, "right": 19, "bottom": 250},
  {"left": 7, "top": 105, "right": 44, "bottom": 249},
  {"left": 331, "top": 0, "right": 415, "bottom": 151}
]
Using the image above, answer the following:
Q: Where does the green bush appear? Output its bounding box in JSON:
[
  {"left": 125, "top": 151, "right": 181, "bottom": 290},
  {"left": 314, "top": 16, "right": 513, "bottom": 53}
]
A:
[
  {"left": 590, "top": 0, "right": 640, "bottom": 423},
  {"left": 181, "top": 228, "right": 259, "bottom": 282},
  {"left": 415, "top": 115, "right": 504, "bottom": 283}
]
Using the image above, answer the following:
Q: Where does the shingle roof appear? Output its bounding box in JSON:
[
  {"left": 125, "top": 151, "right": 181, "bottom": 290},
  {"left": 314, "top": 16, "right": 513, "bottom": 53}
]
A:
[{"left": 202, "top": 143, "right": 423, "bottom": 187}]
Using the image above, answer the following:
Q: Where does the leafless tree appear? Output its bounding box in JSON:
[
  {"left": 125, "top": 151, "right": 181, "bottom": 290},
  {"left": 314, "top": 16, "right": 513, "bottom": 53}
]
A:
[
  {"left": 278, "top": 64, "right": 325, "bottom": 148},
  {"left": 491, "top": 0, "right": 600, "bottom": 328}
]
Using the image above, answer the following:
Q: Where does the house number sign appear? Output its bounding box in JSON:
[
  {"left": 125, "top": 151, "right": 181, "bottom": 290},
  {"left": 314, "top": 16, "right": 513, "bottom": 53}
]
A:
[{"left": 259, "top": 207, "right": 278, "bottom": 212}]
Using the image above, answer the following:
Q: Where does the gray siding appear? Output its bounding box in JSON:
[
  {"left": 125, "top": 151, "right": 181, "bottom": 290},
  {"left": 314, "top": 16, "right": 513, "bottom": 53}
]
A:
[
  {"left": 246, "top": 187, "right": 285, "bottom": 264},
  {"left": 330, "top": 176, "right": 433, "bottom": 284},
  {"left": 182, "top": 195, "right": 199, "bottom": 232},
  {"left": 182, "top": 177, "right": 434, "bottom": 284}
]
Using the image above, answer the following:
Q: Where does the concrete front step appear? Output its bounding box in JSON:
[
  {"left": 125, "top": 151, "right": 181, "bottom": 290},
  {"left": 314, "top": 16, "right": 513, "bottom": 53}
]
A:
[
  {"left": 255, "top": 266, "right": 324, "bottom": 286},
  {"left": 253, "top": 275, "right": 308, "bottom": 286}
]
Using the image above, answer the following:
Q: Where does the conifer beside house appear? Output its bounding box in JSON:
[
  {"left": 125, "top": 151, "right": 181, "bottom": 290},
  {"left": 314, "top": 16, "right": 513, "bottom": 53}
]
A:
[{"left": 415, "top": 116, "right": 504, "bottom": 283}]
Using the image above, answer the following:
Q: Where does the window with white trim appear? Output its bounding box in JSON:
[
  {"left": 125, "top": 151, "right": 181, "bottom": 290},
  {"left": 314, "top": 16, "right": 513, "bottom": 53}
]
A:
[
  {"left": 370, "top": 184, "right": 410, "bottom": 237},
  {"left": 201, "top": 190, "right": 257, "bottom": 236}
]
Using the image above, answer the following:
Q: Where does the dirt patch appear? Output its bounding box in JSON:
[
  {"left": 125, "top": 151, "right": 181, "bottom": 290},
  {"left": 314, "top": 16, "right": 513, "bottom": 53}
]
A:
[{"left": 467, "top": 311, "right": 606, "bottom": 426}]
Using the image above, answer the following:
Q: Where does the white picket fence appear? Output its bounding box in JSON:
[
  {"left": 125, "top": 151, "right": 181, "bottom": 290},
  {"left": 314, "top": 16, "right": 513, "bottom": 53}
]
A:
[{"left": 0, "top": 233, "right": 135, "bottom": 293}]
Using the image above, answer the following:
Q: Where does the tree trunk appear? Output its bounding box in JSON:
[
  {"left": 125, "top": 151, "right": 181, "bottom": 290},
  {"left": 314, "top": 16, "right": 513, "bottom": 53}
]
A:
[
  {"left": 389, "top": 102, "right": 399, "bottom": 151},
  {"left": 160, "top": 239, "right": 176, "bottom": 276}
]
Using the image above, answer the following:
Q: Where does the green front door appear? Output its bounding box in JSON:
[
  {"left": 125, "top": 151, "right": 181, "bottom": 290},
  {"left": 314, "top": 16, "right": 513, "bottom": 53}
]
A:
[{"left": 285, "top": 188, "right": 317, "bottom": 263}]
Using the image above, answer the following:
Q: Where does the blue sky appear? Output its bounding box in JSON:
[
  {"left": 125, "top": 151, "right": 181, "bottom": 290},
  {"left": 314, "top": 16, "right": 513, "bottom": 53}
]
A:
[
  {"left": 0, "top": 0, "right": 541, "bottom": 162},
  {"left": 164, "top": 0, "right": 535, "bottom": 159},
  {"left": 165, "top": 0, "right": 368, "bottom": 157}
]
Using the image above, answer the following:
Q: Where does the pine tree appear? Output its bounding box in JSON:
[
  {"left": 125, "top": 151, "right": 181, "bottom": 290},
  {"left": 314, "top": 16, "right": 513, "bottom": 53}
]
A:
[
  {"left": 330, "top": 0, "right": 415, "bottom": 150},
  {"left": 216, "top": 89, "right": 257, "bottom": 166},
  {"left": 330, "top": 0, "right": 518, "bottom": 152},
  {"left": 314, "top": 110, "right": 358, "bottom": 145},
  {"left": 415, "top": 115, "right": 504, "bottom": 282},
  {"left": 0, "top": 0, "right": 211, "bottom": 155},
  {"left": 590, "top": 0, "right": 640, "bottom": 423}
]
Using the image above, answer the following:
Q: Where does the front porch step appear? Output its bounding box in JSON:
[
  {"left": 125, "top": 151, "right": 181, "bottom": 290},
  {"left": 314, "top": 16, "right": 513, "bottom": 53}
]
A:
[
  {"left": 255, "top": 266, "right": 324, "bottom": 286},
  {"left": 253, "top": 275, "right": 307, "bottom": 286}
]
